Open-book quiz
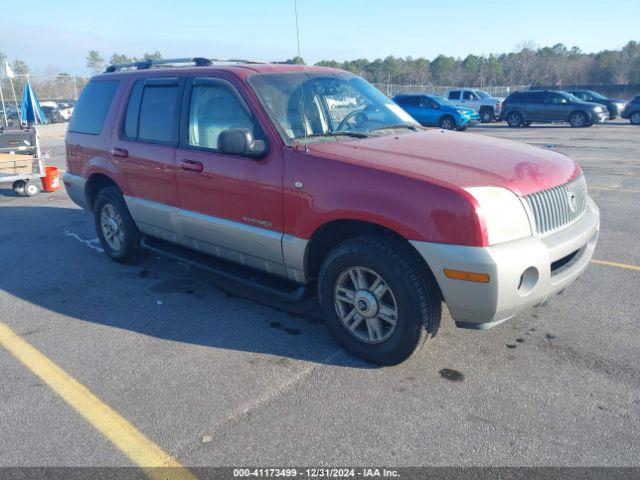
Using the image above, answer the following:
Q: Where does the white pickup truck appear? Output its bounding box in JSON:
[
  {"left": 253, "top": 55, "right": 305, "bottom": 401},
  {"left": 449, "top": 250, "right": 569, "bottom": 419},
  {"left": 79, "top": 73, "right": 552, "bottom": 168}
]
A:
[{"left": 445, "top": 89, "right": 503, "bottom": 123}]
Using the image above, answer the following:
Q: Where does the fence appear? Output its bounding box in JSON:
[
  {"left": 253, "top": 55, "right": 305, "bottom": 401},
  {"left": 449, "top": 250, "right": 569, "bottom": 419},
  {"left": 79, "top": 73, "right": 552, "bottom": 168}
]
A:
[{"left": 372, "top": 84, "right": 531, "bottom": 98}]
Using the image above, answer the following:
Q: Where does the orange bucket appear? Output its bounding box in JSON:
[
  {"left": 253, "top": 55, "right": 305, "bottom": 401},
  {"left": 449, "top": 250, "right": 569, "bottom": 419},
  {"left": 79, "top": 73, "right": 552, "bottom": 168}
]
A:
[{"left": 41, "top": 166, "right": 61, "bottom": 192}]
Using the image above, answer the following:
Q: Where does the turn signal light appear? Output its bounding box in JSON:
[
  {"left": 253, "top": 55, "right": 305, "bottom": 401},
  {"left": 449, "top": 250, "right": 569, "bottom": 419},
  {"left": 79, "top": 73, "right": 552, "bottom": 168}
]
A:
[{"left": 443, "top": 268, "right": 490, "bottom": 283}]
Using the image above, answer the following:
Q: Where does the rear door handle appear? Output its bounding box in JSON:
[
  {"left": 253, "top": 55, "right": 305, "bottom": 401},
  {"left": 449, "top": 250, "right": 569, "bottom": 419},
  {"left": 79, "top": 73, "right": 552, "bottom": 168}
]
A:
[
  {"left": 180, "top": 159, "right": 204, "bottom": 173},
  {"left": 110, "top": 147, "right": 128, "bottom": 158}
]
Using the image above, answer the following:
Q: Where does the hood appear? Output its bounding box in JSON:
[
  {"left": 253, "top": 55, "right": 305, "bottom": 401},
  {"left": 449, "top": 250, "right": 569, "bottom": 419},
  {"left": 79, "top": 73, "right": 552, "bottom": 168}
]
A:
[{"left": 307, "top": 130, "right": 580, "bottom": 197}]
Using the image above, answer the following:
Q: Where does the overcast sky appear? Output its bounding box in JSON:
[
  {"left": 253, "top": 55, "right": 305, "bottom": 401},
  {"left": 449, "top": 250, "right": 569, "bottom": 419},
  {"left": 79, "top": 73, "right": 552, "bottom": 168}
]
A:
[{"left": 2, "top": 0, "right": 639, "bottom": 76}]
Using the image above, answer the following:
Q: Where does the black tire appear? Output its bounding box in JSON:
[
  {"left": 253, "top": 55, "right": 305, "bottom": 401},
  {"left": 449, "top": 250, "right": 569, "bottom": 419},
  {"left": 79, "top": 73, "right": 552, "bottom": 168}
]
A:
[
  {"left": 12, "top": 180, "right": 26, "bottom": 194},
  {"left": 630, "top": 111, "right": 640, "bottom": 125},
  {"left": 479, "top": 107, "right": 494, "bottom": 123},
  {"left": 569, "top": 111, "right": 588, "bottom": 128},
  {"left": 507, "top": 111, "right": 523, "bottom": 128},
  {"left": 94, "top": 186, "right": 145, "bottom": 264},
  {"left": 318, "top": 235, "right": 441, "bottom": 366},
  {"left": 23, "top": 181, "right": 40, "bottom": 197},
  {"left": 439, "top": 116, "right": 456, "bottom": 130}
]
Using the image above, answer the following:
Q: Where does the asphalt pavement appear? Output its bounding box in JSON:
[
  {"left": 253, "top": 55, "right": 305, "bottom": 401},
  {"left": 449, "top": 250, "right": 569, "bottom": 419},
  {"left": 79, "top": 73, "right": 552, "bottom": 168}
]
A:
[{"left": 0, "top": 121, "right": 638, "bottom": 469}]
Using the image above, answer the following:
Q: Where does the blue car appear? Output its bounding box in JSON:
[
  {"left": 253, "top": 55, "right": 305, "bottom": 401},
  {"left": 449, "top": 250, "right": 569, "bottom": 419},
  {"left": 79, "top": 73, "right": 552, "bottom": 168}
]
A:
[{"left": 393, "top": 94, "right": 480, "bottom": 130}]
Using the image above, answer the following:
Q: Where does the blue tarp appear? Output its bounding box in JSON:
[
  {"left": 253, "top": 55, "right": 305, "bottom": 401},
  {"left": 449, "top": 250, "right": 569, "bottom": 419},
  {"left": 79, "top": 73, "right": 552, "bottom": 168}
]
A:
[{"left": 20, "top": 79, "right": 47, "bottom": 125}]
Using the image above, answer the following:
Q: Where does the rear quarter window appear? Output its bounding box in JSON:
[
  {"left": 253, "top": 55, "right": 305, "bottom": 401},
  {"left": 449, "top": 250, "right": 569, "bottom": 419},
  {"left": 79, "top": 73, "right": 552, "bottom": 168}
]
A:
[{"left": 68, "top": 80, "right": 120, "bottom": 135}]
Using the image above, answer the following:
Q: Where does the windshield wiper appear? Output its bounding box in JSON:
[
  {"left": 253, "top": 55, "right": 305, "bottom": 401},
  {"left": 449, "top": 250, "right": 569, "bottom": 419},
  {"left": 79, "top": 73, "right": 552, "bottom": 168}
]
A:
[
  {"left": 294, "top": 131, "right": 371, "bottom": 140},
  {"left": 369, "top": 124, "right": 419, "bottom": 133}
]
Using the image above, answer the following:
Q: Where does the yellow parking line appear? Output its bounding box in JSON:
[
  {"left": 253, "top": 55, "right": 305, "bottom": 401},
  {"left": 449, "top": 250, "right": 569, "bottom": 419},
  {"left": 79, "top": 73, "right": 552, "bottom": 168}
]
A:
[
  {"left": 590, "top": 186, "right": 640, "bottom": 194},
  {"left": 0, "top": 322, "right": 196, "bottom": 480},
  {"left": 591, "top": 259, "right": 640, "bottom": 271}
]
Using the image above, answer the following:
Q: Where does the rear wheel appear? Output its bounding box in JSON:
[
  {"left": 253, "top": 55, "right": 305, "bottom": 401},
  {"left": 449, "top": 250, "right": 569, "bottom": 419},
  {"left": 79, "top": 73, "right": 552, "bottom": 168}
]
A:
[
  {"left": 630, "top": 111, "right": 640, "bottom": 125},
  {"left": 507, "top": 111, "right": 523, "bottom": 128},
  {"left": 569, "top": 111, "right": 588, "bottom": 128},
  {"left": 318, "top": 236, "right": 441, "bottom": 365},
  {"left": 439, "top": 116, "right": 455, "bottom": 130},
  {"left": 94, "top": 186, "right": 145, "bottom": 264},
  {"left": 12, "top": 180, "right": 26, "bottom": 195},
  {"left": 480, "top": 107, "right": 494, "bottom": 123}
]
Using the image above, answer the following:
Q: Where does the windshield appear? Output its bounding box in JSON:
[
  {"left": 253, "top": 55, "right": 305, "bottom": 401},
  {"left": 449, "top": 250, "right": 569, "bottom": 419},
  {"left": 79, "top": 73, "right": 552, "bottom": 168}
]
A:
[
  {"left": 432, "top": 95, "right": 457, "bottom": 107},
  {"left": 475, "top": 90, "right": 491, "bottom": 99},
  {"left": 565, "top": 92, "right": 583, "bottom": 103},
  {"left": 586, "top": 90, "right": 606, "bottom": 100},
  {"left": 249, "top": 72, "right": 418, "bottom": 144}
]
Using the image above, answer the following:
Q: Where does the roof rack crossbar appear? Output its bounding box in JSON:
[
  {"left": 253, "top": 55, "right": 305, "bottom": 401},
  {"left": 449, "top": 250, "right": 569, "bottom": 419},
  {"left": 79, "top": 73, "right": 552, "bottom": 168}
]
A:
[{"left": 104, "top": 57, "right": 268, "bottom": 73}]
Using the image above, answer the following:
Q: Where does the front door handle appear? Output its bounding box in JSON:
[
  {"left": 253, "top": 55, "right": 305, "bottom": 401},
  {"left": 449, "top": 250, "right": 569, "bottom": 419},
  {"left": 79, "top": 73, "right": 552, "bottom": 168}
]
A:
[
  {"left": 110, "top": 147, "right": 128, "bottom": 158},
  {"left": 180, "top": 159, "right": 204, "bottom": 173}
]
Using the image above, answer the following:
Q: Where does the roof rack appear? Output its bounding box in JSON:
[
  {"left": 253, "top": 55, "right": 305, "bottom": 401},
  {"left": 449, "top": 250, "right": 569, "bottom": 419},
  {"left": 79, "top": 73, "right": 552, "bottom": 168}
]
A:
[{"left": 104, "top": 57, "right": 267, "bottom": 73}]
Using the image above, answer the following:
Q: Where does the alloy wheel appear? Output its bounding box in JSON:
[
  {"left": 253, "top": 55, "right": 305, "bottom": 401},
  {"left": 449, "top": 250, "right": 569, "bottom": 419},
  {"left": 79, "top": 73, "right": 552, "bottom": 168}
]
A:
[
  {"left": 100, "top": 203, "right": 125, "bottom": 252},
  {"left": 334, "top": 266, "right": 399, "bottom": 344}
]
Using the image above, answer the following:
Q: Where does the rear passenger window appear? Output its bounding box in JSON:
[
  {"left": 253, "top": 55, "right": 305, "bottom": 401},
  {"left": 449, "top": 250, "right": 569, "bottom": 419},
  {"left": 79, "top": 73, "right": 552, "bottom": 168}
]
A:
[
  {"left": 123, "top": 78, "right": 181, "bottom": 144},
  {"left": 448, "top": 91, "right": 461, "bottom": 100},
  {"left": 187, "top": 81, "right": 260, "bottom": 150},
  {"left": 68, "top": 80, "right": 119, "bottom": 135},
  {"left": 396, "top": 96, "right": 418, "bottom": 106}
]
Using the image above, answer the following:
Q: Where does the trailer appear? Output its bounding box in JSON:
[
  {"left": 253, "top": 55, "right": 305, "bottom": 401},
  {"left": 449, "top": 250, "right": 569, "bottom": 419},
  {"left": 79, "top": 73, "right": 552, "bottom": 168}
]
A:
[{"left": 0, "top": 126, "right": 46, "bottom": 196}]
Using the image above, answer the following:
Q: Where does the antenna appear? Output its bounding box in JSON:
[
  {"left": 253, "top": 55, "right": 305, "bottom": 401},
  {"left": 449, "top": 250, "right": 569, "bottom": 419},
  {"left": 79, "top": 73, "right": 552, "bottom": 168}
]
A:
[{"left": 294, "top": 0, "right": 308, "bottom": 150}]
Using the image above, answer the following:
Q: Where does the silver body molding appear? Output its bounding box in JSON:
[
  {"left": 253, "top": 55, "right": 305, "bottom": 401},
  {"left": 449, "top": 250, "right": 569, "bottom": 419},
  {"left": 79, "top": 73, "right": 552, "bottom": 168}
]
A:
[
  {"left": 63, "top": 173, "right": 89, "bottom": 210},
  {"left": 411, "top": 198, "right": 600, "bottom": 329},
  {"left": 64, "top": 172, "right": 311, "bottom": 283}
]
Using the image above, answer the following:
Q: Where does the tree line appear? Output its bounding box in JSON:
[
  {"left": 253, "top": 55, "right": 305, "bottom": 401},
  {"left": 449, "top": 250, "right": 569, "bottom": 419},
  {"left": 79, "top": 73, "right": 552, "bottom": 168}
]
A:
[
  {"left": 313, "top": 41, "right": 640, "bottom": 87},
  {"left": 86, "top": 41, "right": 640, "bottom": 86}
]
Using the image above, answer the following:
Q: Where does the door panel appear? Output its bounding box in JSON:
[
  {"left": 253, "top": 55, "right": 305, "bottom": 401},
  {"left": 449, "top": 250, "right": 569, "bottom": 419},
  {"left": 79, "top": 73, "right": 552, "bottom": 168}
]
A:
[
  {"left": 112, "top": 77, "right": 183, "bottom": 237},
  {"left": 175, "top": 76, "right": 285, "bottom": 273}
]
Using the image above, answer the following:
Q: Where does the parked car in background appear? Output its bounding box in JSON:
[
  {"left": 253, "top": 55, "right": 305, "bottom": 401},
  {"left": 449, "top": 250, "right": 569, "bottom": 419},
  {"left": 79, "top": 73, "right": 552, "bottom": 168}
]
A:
[
  {"left": 393, "top": 94, "right": 480, "bottom": 130},
  {"left": 566, "top": 90, "right": 627, "bottom": 119},
  {"left": 40, "top": 101, "right": 74, "bottom": 123},
  {"left": 501, "top": 90, "right": 607, "bottom": 128},
  {"left": 446, "top": 88, "right": 503, "bottom": 123},
  {"left": 64, "top": 59, "right": 599, "bottom": 365},
  {"left": 620, "top": 95, "right": 640, "bottom": 125}
]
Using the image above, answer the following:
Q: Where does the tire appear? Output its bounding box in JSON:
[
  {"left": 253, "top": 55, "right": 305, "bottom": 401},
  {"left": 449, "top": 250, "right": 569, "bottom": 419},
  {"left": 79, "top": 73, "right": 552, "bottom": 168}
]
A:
[
  {"left": 569, "top": 111, "right": 588, "bottom": 128},
  {"left": 507, "top": 111, "right": 523, "bottom": 128},
  {"left": 318, "top": 235, "right": 441, "bottom": 366},
  {"left": 630, "top": 111, "right": 640, "bottom": 125},
  {"left": 439, "top": 116, "right": 455, "bottom": 130},
  {"left": 94, "top": 186, "right": 145, "bottom": 264},
  {"left": 23, "top": 182, "right": 40, "bottom": 197},
  {"left": 12, "top": 180, "right": 26, "bottom": 195},
  {"left": 479, "top": 107, "right": 494, "bottom": 123}
]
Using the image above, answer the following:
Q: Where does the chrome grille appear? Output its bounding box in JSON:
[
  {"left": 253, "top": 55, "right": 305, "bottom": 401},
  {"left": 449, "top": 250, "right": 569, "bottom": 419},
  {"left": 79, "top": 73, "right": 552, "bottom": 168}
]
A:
[{"left": 524, "top": 175, "right": 588, "bottom": 236}]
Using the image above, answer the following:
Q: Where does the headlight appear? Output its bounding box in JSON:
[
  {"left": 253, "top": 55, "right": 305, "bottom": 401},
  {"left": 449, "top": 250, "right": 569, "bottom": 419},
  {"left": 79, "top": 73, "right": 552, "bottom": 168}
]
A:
[
  {"left": 465, "top": 187, "right": 532, "bottom": 245},
  {"left": 616, "top": 102, "right": 626, "bottom": 110},
  {"left": 593, "top": 106, "right": 603, "bottom": 113},
  {"left": 457, "top": 110, "right": 469, "bottom": 115}
]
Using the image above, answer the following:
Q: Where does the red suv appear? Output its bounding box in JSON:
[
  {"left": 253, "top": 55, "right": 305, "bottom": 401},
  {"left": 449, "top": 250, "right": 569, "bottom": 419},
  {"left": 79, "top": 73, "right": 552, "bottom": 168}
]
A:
[{"left": 64, "top": 58, "right": 600, "bottom": 365}]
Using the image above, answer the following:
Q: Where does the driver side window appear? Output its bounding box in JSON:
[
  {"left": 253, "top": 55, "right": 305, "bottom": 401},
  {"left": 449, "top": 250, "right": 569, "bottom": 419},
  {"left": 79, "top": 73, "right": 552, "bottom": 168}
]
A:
[{"left": 188, "top": 83, "right": 259, "bottom": 150}]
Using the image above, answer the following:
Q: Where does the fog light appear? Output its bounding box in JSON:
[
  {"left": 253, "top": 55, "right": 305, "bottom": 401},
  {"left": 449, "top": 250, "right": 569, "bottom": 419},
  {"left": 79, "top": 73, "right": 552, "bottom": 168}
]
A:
[{"left": 518, "top": 267, "right": 539, "bottom": 296}]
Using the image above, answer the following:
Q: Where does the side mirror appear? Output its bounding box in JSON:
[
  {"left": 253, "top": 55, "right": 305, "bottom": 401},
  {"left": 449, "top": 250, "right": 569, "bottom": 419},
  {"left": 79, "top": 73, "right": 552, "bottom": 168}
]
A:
[{"left": 218, "top": 128, "right": 267, "bottom": 158}]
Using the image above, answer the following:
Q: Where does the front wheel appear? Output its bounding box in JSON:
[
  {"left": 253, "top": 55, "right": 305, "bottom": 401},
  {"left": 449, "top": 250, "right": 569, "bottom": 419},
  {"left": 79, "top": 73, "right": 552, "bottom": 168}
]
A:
[
  {"left": 24, "top": 181, "right": 40, "bottom": 197},
  {"left": 480, "top": 108, "right": 494, "bottom": 123},
  {"left": 439, "top": 116, "right": 455, "bottom": 130},
  {"left": 94, "top": 186, "right": 145, "bottom": 264},
  {"left": 630, "top": 112, "right": 640, "bottom": 125},
  {"left": 318, "top": 236, "right": 441, "bottom": 365},
  {"left": 569, "top": 111, "right": 588, "bottom": 128}
]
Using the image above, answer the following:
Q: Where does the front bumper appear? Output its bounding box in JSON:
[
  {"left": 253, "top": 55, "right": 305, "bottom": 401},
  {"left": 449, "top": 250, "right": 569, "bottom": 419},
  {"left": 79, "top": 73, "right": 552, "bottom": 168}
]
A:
[
  {"left": 411, "top": 198, "right": 599, "bottom": 329},
  {"left": 592, "top": 111, "right": 608, "bottom": 123}
]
